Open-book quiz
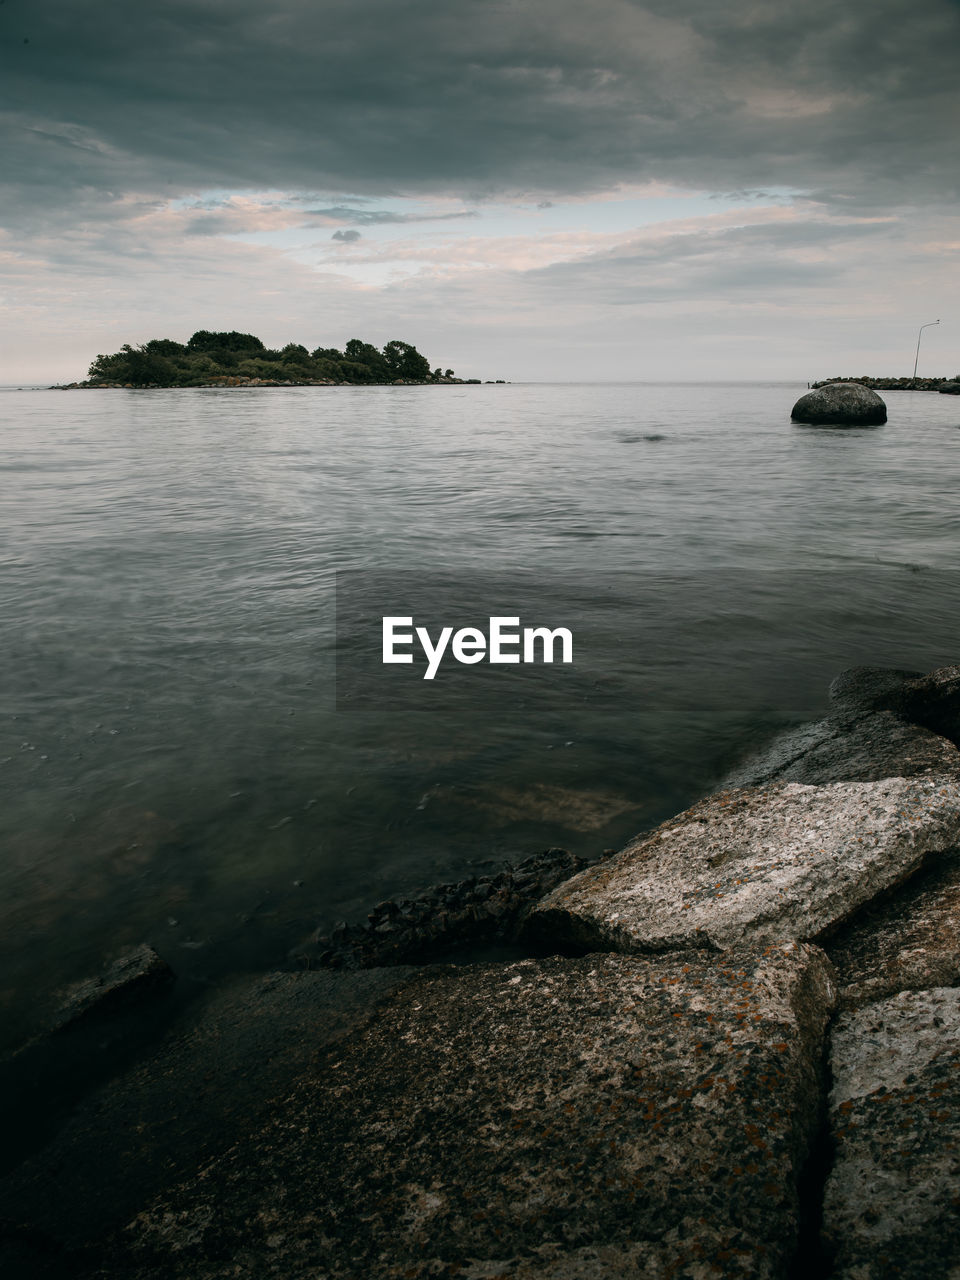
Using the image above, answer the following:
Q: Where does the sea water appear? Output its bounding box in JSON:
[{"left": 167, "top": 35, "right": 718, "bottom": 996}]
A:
[{"left": 2, "top": 381, "right": 959, "bottom": 1049}]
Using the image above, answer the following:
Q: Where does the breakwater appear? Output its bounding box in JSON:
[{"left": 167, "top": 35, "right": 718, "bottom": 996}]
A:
[{"left": 811, "top": 375, "right": 960, "bottom": 394}]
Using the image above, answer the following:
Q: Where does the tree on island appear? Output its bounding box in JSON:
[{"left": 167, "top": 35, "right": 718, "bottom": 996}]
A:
[{"left": 84, "top": 331, "right": 459, "bottom": 388}]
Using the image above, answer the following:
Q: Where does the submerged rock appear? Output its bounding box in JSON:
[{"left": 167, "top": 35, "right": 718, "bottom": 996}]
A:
[
  {"left": 823, "top": 987, "right": 960, "bottom": 1277},
  {"left": 528, "top": 777, "right": 960, "bottom": 954},
  {"left": 84, "top": 946, "right": 834, "bottom": 1280},
  {"left": 48, "top": 944, "right": 174, "bottom": 1035},
  {"left": 791, "top": 382, "right": 887, "bottom": 425}
]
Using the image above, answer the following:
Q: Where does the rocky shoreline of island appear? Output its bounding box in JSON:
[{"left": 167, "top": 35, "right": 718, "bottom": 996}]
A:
[
  {"left": 55, "top": 375, "right": 496, "bottom": 389},
  {"left": 3, "top": 664, "right": 960, "bottom": 1278}
]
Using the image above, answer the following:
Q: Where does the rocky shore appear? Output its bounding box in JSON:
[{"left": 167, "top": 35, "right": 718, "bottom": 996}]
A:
[
  {"left": 53, "top": 375, "right": 487, "bottom": 389},
  {"left": 3, "top": 665, "right": 960, "bottom": 1278}
]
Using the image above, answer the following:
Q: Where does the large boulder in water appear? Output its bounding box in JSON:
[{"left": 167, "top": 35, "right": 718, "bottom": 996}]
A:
[{"left": 791, "top": 382, "right": 887, "bottom": 425}]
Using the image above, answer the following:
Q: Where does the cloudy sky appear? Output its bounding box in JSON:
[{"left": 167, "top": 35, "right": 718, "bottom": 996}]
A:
[{"left": 2, "top": 0, "right": 958, "bottom": 382}]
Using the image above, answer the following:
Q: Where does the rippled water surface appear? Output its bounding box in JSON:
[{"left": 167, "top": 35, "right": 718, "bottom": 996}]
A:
[{"left": 2, "top": 382, "right": 959, "bottom": 1048}]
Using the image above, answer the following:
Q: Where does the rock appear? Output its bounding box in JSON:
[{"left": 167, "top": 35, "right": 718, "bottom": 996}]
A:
[
  {"left": 456, "top": 782, "right": 643, "bottom": 832},
  {"left": 822, "top": 987, "right": 960, "bottom": 1277},
  {"left": 899, "top": 665, "right": 960, "bottom": 744},
  {"left": 0, "top": 968, "right": 416, "bottom": 1269},
  {"left": 827, "top": 665, "right": 924, "bottom": 718},
  {"left": 790, "top": 382, "right": 887, "bottom": 425},
  {"left": 301, "top": 847, "right": 591, "bottom": 969},
  {"left": 723, "top": 710, "right": 960, "bottom": 788},
  {"left": 827, "top": 664, "right": 960, "bottom": 745},
  {"left": 939, "top": 380, "right": 960, "bottom": 394},
  {"left": 82, "top": 946, "right": 834, "bottom": 1279},
  {"left": 825, "top": 851, "right": 960, "bottom": 1008},
  {"left": 528, "top": 778, "right": 960, "bottom": 955},
  {"left": 48, "top": 944, "right": 174, "bottom": 1034},
  {"left": 723, "top": 665, "right": 960, "bottom": 792}
]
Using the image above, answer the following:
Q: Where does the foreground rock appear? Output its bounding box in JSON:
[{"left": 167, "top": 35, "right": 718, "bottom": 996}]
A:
[
  {"left": 303, "top": 847, "right": 590, "bottom": 969},
  {"left": 828, "top": 664, "right": 960, "bottom": 743},
  {"left": 791, "top": 382, "right": 887, "bottom": 425},
  {"left": 47, "top": 944, "right": 174, "bottom": 1034},
  {"left": 897, "top": 665, "right": 960, "bottom": 743},
  {"left": 74, "top": 945, "right": 835, "bottom": 1280},
  {"left": 529, "top": 777, "right": 960, "bottom": 954},
  {"left": 826, "top": 850, "right": 960, "bottom": 1008},
  {"left": 823, "top": 987, "right": 960, "bottom": 1277},
  {"left": 7, "top": 662, "right": 960, "bottom": 1280},
  {"left": 0, "top": 968, "right": 415, "bottom": 1277},
  {"left": 724, "top": 710, "right": 959, "bottom": 788}
]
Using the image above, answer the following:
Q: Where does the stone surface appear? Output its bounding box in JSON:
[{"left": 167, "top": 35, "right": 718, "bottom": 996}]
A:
[
  {"left": 528, "top": 778, "right": 960, "bottom": 954},
  {"left": 827, "top": 666, "right": 924, "bottom": 718},
  {"left": 899, "top": 665, "right": 960, "bottom": 744},
  {"left": 301, "top": 847, "right": 592, "bottom": 970},
  {"left": 83, "top": 946, "right": 835, "bottom": 1280},
  {"left": 826, "top": 851, "right": 960, "bottom": 1008},
  {"left": 0, "top": 968, "right": 414, "bottom": 1277},
  {"left": 790, "top": 382, "right": 887, "bottom": 425},
  {"left": 723, "top": 710, "right": 960, "bottom": 788},
  {"left": 827, "top": 664, "right": 960, "bottom": 747},
  {"left": 47, "top": 944, "right": 174, "bottom": 1034},
  {"left": 823, "top": 988, "right": 960, "bottom": 1278}
]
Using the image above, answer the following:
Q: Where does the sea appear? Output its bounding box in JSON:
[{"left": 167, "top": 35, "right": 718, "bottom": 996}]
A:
[{"left": 2, "top": 380, "right": 959, "bottom": 1053}]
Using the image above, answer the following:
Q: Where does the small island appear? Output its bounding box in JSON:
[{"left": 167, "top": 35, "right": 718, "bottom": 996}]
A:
[{"left": 56, "top": 329, "right": 493, "bottom": 389}]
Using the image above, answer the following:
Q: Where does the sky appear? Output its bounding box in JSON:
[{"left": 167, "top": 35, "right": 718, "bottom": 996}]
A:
[{"left": 1, "top": 0, "right": 958, "bottom": 383}]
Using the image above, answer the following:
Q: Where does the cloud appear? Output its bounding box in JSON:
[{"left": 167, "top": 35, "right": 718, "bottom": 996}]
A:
[
  {"left": 1, "top": 0, "right": 958, "bottom": 224},
  {"left": 1, "top": 1, "right": 957, "bottom": 382},
  {"left": 311, "top": 206, "right": 478, "bottom": 226}
]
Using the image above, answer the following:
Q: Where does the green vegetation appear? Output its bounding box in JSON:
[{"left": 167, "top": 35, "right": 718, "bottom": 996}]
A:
[{"left": 80, "top": 330, "right": 473, "bottom": 388}]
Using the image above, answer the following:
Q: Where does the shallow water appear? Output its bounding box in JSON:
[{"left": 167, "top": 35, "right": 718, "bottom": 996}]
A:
[{"left": 2, "top": 381, "right": 959, "bottom": 1049}]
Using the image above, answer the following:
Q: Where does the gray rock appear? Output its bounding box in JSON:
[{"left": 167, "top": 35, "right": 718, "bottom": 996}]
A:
[
  {"left": 900, "top": 665, "right": 960, "bottom": 744},
  {"left": 938, "top": 380, "right": 960, "bottom": 394},
  {"left": 303, "top": 847, "right": 590, "bottom": 970},
  {"left": 826, "top": 851, "right": 960, "bottom": 1008},
  {"left": 87, "top": 946, "right": 835, "bottom": 1279},
  {"left": 827, "top": 664, "right": 960, "bottom": 746},
  {"left": 723, "top": 710, "right": 960, "bottom": 788},
  {"left": 528, "top": 778, "right": 960, "bottom": 954},
  {"left": 827, "top": 665, "right": 924, "bottom": 718},
  {"left": 48, "top": 944, "right": 174, "bottom": 1034},
  {"left": 823, "top": 988, "right": 960, "bottom": 1278},
  {"left": 0, "top": 968, "right": 415, "bottom": 1268},
  {"left": 791, "top": 382, "right": 887, "bottom": 425}
]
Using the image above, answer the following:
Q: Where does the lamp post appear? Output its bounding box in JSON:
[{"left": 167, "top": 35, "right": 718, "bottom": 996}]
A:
[{"left": 913, "top": 319, "right": 940, "bottom": 379}]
